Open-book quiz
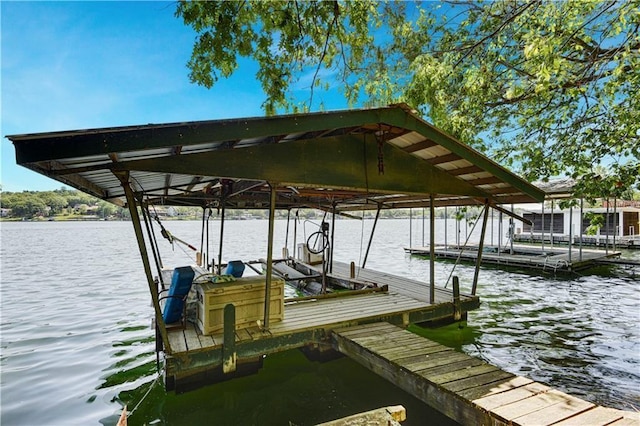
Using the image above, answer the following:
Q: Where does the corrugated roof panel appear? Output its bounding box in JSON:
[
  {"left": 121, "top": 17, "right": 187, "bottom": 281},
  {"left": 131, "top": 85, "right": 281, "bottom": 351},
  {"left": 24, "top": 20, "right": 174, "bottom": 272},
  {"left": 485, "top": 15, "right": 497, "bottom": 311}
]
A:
[
  {"left": 412, "top": 145, "right": 451, "bottom": 160},
  {"left": 388, "top": 131, "right": 425, "bottom": 149},
  {"left": 117, "top": 148, "right": 173, "bottom": 161},
  {"left": 436, "top": 159, "right": 472, "bottom": 171}
]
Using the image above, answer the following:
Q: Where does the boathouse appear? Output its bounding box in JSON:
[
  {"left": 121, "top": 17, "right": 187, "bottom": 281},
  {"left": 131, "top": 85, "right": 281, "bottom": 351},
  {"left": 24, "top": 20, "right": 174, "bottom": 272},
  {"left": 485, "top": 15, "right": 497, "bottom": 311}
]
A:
[
  {"left": 9, "top": 104, "right": 545, "bottom": 393},
  {"left": 515, "top": 178, "right": 640, "bottom": 249}
]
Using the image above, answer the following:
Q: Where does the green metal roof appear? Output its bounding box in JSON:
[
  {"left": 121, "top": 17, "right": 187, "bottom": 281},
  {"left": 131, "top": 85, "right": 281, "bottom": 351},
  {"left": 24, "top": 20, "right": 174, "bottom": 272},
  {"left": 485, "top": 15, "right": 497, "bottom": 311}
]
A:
[{"left": 8, "top": 104, "right": 545, "bottom": 210}]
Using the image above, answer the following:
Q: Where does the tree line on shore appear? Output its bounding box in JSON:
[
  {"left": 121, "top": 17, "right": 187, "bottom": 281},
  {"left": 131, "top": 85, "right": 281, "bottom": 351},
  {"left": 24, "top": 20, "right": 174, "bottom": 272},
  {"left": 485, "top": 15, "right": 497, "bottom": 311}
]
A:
[{"left": 1, "top": 187, "right": 484, "bottom": 221}]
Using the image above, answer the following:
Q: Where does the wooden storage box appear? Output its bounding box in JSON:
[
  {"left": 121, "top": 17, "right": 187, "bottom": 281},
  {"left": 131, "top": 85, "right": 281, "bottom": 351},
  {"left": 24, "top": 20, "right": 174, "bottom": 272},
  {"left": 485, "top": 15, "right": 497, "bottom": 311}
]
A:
[{"left": 196, "top": 275, "right": 284, "bottom": 335}]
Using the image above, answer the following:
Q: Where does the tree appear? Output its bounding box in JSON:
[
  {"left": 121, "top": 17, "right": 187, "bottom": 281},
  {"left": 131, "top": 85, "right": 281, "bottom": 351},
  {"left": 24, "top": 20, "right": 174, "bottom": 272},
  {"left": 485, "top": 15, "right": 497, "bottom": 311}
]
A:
[
  {"left": 96, "top": 200, "right": 117, "bottom": 218},
  {"left": 177, "top": 0, "right": 639, "bottom": 200},
  {"left": 11, "top": 197, "right": 47, "bottom": 218},
  {"left": 38, "top": 192, "right": 68, "bottom": 215}
]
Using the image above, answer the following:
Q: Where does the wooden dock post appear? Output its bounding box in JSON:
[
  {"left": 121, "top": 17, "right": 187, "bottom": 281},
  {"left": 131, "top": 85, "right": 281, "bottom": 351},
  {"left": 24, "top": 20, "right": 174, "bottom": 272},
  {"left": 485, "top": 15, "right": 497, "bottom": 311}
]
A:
[
  {"left": 453, "top": 276, "right": 461, "bottom": 321},
  {"left": 222, "top": 303, "right": 237, "bottom": 374}
]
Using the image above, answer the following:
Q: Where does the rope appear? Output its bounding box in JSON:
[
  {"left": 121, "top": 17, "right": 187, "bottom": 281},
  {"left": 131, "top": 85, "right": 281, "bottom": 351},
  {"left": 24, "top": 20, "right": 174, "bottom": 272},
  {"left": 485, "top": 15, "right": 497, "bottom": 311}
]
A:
[{"left": 127, "top": 373, "right": 161, "bottom": 418}]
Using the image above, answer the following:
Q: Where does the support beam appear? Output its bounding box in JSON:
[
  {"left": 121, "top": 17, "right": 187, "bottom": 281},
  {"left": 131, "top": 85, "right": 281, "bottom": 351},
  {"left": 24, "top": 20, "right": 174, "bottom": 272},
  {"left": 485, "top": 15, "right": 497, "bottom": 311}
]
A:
[
  {"left": 263, "top": 183, "right": 277, "bottom": 330},
  {"left": 430, "top": 194, "right": 435, "bottom": 304},
  {"left": 116, "top": 171, "right": 171, "bottom": 354},
  {"left": 218, "top": 204, "right": 225, "bottom": 273},
  {"left": 140, "top": 202, "right": 164, "bottom": 286},
  {"left": 330, "top": 204, "right": 336, "bottom": 273},
  {"left": 472, "top": 203, "right": 490, "bottom": 296},
  {"left": 579, "top": 199, "right": 584, "bottom": 261},
  {"left": 362, "top": 204, "right": 381, "bottom": 269},
  {"left": 110, "top": 135, "right": 490, "bottom": 199},
  {"left": 569, "top": 204, "right": 573, "bottom": 264}
]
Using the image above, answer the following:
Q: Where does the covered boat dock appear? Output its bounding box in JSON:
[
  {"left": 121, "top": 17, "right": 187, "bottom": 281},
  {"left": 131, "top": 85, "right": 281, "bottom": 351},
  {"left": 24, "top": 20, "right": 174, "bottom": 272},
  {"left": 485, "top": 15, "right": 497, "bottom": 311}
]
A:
[{"left": 9, "top": 104, "right": 545, "bottom": 393}]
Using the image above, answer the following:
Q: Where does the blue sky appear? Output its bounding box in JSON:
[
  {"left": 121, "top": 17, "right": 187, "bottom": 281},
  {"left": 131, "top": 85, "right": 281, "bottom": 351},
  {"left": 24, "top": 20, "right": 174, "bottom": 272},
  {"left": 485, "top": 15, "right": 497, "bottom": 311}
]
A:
[{"left": 1, "top": 1, "right": 348, "bottom": 192}]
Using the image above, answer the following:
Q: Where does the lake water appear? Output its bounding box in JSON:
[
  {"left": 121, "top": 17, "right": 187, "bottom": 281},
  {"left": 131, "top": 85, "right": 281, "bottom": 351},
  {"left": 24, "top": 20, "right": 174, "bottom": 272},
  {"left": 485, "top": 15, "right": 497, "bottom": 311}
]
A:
[{"left": 1, "top": 219, "right": 638, "bottom": 425}]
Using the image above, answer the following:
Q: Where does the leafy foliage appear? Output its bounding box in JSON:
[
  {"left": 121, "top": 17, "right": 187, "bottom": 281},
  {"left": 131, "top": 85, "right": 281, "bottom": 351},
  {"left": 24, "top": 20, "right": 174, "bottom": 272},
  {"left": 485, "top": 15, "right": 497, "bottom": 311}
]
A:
[
  {"left": 177, "top": 0, "right": 639, "bottom": 200},
  {"left": 0, "top": 189, "right": 125, "bottom": 219}
]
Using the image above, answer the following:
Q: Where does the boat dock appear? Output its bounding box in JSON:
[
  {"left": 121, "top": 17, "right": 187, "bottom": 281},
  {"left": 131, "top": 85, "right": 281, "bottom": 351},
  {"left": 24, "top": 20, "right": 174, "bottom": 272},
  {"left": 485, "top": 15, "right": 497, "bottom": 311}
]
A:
[
  {"left": 164, "top": 262, "right": 479, "bottom": 391},
  {"left": 405, "top": 243, "right": 622, "bottom": 273},
  {"left": 332, "top": 322, "right": 640, "bottom": 426},
  {"left": 513, "top": 233, "right": 640, "bottom": 250}
]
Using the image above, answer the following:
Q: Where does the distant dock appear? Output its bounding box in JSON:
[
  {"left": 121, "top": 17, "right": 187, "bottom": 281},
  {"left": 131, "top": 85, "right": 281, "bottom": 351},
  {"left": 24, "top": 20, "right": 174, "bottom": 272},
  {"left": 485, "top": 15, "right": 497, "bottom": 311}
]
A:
[
  {"left": 405, "top": 243, "right": 623, "bottom": 273},
  {"left": 513, "top": 233, "right": 640, "bottom": 250},
  {"left": 332, "top": 322, "right": 640, "bottom": 426}
]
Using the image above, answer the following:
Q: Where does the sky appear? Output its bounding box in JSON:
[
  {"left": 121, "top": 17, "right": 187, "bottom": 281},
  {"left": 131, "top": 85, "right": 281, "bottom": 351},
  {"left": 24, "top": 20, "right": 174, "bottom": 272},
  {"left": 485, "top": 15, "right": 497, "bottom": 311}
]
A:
[{"left": 1, "top": 1, "right": 349, "bottom": 192}]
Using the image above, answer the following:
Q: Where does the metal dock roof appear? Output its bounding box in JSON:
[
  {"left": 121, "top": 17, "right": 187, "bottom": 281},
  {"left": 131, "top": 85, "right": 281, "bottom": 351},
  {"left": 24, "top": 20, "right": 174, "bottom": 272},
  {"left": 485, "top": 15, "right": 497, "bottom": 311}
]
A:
[{"left": 8, "top": 103, "right": 544, "bottom": 211}]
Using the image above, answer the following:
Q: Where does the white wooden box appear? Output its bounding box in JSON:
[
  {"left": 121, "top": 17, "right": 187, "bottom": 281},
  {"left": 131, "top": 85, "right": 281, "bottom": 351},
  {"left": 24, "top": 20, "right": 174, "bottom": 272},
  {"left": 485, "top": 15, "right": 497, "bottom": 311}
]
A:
[{"left": 196, "top": 275, "right": 284, "bottom": 335}]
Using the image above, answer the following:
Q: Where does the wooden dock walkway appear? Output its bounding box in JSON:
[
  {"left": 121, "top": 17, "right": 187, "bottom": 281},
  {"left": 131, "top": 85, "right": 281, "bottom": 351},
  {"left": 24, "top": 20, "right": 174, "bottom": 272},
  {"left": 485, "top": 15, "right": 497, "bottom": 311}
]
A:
[
  {"left": 163, "top": 264, "right": 480, "bottom": 390},
  {"left": 332, "top": 322, "right": 640, "bottom": 426},
  {"left": 405, "top": 244, "right": 621, "bottom": 273}
]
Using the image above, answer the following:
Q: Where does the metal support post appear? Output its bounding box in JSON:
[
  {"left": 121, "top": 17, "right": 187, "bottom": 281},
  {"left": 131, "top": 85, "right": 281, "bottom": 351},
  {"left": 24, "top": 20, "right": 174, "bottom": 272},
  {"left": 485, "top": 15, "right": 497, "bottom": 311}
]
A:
[
  {"left": 429, "top": 195, "right": 435, "bottom": 304},
  {"left": 218, "top": 205, "right": 226, "bottom": 274},
  {"left": 362, "top": 204, "right": 381, "bottom": 269},
  {"left": 471, "top": 203, "right": 490, "bottom": 296},
  {"left": 117, "top": 172, "right": 171, "bottom": 354},
  {"left": 263, "top": 183, "right": 277, "bottom": 330}
]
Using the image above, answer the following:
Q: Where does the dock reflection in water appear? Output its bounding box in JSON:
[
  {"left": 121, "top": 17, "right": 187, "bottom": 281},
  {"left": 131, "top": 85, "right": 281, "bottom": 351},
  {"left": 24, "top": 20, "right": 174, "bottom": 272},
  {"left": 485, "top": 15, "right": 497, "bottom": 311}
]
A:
[{"left": 1, "top": 220, "right": 638, "bottom": 425}]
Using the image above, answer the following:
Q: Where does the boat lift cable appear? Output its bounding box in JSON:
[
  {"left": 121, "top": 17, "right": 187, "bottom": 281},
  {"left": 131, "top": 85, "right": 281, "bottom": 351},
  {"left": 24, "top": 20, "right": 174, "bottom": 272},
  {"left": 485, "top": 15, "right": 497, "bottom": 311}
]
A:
[
  {"left": 141, "top": 203, "right": 164, "bottom": 289},
  {"left": 444, "top": 205, "right": 484, "bottom": 289},
  {"left": 152, "top": 213, "right": 198, "bottom": 252}
]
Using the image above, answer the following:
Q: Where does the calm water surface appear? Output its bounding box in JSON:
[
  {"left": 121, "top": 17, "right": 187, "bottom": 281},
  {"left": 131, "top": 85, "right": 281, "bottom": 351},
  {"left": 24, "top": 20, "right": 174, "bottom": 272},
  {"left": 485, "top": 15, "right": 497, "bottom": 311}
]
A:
[{"left": 1, "top": 219, "right": 638, "bottom": 425}]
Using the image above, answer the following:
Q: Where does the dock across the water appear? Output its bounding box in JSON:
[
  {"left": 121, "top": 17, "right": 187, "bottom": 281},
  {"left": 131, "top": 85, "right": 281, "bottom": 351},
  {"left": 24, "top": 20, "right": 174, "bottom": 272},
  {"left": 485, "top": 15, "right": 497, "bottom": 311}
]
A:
[
  {"left": 332, "top": 322, "right": 640, "bottom": 426},
  {"left": 405, "top": 243, "right": 622, "bottom": 273}
]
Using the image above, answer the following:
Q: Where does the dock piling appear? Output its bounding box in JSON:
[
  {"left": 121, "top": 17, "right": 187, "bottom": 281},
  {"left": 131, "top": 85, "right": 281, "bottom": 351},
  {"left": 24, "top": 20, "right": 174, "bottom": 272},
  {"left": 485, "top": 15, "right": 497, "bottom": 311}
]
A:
[
  {"left": 453, "top": 276, "right": 461, "bottom": 321},
  {"left": 223, "top": 303, "right": 237, "bottom": 374}
]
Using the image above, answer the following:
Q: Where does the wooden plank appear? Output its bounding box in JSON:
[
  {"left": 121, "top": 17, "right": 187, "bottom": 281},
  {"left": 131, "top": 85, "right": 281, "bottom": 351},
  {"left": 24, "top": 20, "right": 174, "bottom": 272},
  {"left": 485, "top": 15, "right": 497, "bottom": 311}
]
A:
[
  {"left": 416, "top": 357, "right": 485, "bottom": 379},
  {"left": 235, "top": 328, "right": 253, "bottom": 342},
  {"left": 442, "top": 369, "right": 515, "bottom": 393},
  {"left": 334, "top": 322, "right": 399, "bottom": 337},
  {"left": 388, "top": 347, "right": 456, "bottom": 365},
  {"left": 344, "top": 328, "right": 413, "bottom": 342},
  {"left": 317, "top": 405, "right": 406, "bottom": 426},
  {"left": 491, "top": 389, "right": 585, "bottom": 422},
  {"left": 184, "top": 326, "right": 202, "bottom": 351},
  {"left": 610, "top": 418, "right": 640, "bottom": 426},
  {"left": 611, "top": 412, "right": 640, "bottom": 425},
  {"left": 378, "top": 342, "right": 448, "bottom": 360},
  {"left": 457, "top": 376, "right": 534, "bottom": 401},
  {"left": 472, "top": 382, "right": 550, "bottom": 411},
  {"left": 197, "top": 332, "right": 216, "bottom": 348},
  {"left": 428, "top": 363, "right": 501, "bottom": 385},
  {"left": 551, "top": 406, "right": 624, "bottom": 426},
  {"left": 514, "top": 396, "right": 594, "bottom": 425},
  {"left": 621, "top": 412, "right": 640, "bottom": 422},
  {"left": 357, "top": 334, "right": 441, "bottom": 351},
  {"left": 273, "top": 300, "right": 431, "bottom": 332},
  {"left": 167, "top": 330, "right": 187, "bottom": 353},
  {"left": 399, "top": 352, "right": 470, "bottom": 372}
]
